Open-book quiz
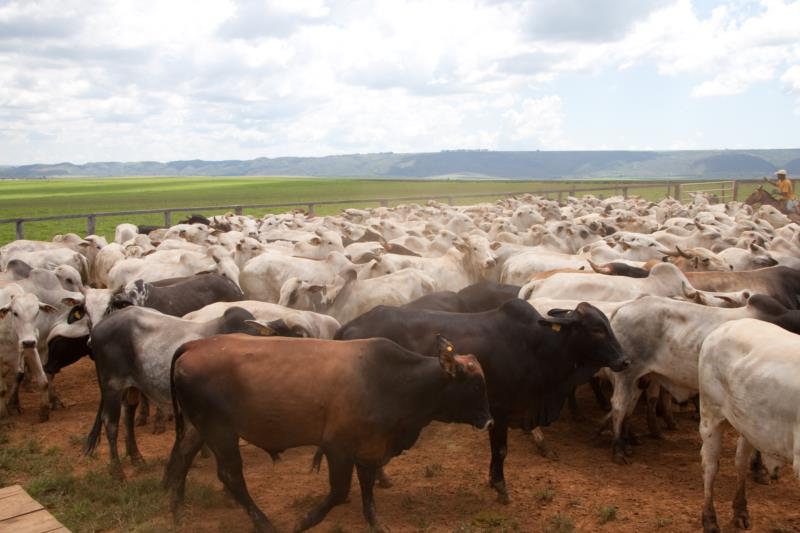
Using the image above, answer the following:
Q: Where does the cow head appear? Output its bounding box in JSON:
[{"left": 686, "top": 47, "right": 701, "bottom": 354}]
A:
[
  {"left": 0, "top": 292, "right": 57, "bottom": 358},
  {"left": 433, "top": 335, "right": 493, "bottom": 431},
  {"left": 540, "top": 303, "right": 629, "bottom": 371},
  {"left": 244, "top": 318, "right": 312, "bottom": 338}
]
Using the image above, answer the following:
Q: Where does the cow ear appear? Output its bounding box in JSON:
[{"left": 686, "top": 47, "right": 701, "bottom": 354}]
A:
[
  {"left": 436, "top": 335, "right": 457, "bottom": 377},
  {"left": 39, "top": 303, "right": 58, "bottom": 314},
  {"left": 0, "top": 306, "right": 10, "bottom": 319},
  {"left": 309, "top": 237, "right": 322, "bottom": 245},
  {"left": 489, "top": 241, "right": 502, "bottom": 250},
  {"left": 62, "top": 297, "right": 82, "bottom": 307}
]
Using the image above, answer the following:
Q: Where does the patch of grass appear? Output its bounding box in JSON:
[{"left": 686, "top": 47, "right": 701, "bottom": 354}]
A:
[
  {"left": 597, "top": 506, "right": 618, "bottom": 525},
  {"left": 0, "top": 438, "right": 217, "bottom": 531},
  {"left": 424, "top": 463, "right": 444, "bottom": 478},
  {"left": 0, "top": 176, "right": 703, "bottom": 244},
  {"left": 654, "top": 516, "right": 672, "bottom": 528},
  {"left": 468, "top": 510, "right": 519, "bottom": 531},
  {"left": 535, "top": 486, "right": 556, "bottom": 503},
  {"left": 290, "top": 493, "right": 320, "bottom": 509},
  {"left": 544, "top": 514, "right": 575, "bottom": 533}
]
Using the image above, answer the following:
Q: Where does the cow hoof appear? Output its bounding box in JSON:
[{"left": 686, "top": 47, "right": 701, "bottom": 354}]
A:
[
  {"left": 702, "top": 511, "right": 720, "bottom": 533},
  {"left": 536, "top": 446, "right": 559, "bottom": 461},
  {"left": 612, "top": 452, "right": 629, "bottom": 465},
  {"left": 50, "top": 397, "right": 66, "bottom": 410},
  {"left": 649, "top": 431, "right": 664, "bottom": 440},
  {"left": 752, "top": 471, "right": 770, "bottom": 485},
  {"left": 734, "top": 512, "right": 750, "bottom": 530},
  {"left": 130, "top": 454, "right": 145, "bottom": 466},
  {"left": 38, "top": 406, "right": 50, "bottom": 423},
  {"left": 626, "top": 434, "right": 642, "bottom": 446},
  {"left": 377, "top": 471, "right": 393, "bottom": 488}
]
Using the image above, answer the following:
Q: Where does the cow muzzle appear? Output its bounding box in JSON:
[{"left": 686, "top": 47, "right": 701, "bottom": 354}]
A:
[
  {"left": 20, "top": 339, "right": 37, "bottom": 349},
  {"left": 610, "top": 358, "right": 631, "bottom": 371}
]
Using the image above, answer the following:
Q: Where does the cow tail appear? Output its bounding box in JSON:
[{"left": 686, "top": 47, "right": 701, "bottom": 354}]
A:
[
  {"left": 170, "top": 343, "right": 189, "bottom": 442},
  {"left": 310, "top": 447, "right": 325, "bottom": 473},
  {"left": 84, "top": 395, "right": 103, "bottom": 456}
]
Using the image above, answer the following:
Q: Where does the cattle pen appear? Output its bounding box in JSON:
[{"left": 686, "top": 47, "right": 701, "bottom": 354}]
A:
[{"left": 0, "top": 178, "right": 759, "bottom": 243}]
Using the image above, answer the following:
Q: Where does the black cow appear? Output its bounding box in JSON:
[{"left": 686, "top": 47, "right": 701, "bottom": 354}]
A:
[
  {"left": 404, "top": 281, "right": 520, "bottom": 312},
  {"left": 335, "top": 299, "right": 629, "bottom": 502}
]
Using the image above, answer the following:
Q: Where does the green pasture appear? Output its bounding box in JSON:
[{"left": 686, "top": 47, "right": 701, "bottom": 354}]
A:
[{"left": 0, "top": 177, "right": 762, "bottom": 244}]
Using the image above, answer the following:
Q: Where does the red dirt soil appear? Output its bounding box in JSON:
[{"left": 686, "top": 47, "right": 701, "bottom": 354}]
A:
[{"left": 4, "top": 357, "right": 800, "bottom": 532}]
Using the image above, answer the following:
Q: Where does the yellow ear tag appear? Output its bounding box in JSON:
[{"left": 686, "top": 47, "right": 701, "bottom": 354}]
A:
[
  {"left": 446, "top": 346, "right": 453, "bottom": 352},
  {"left": 551, "top": 324, "right": 561, "bottom": 332},
  {"left": 259, "top": 326, "right": 273, "bottom": 336}
]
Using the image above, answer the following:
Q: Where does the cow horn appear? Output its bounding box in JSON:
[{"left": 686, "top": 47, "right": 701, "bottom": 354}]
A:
[
  {"left": 675, "top": 246, "right": 692, "bottom": 259},
  {"left": 588, "top": 260, "right": 611, "bottom": 274}
]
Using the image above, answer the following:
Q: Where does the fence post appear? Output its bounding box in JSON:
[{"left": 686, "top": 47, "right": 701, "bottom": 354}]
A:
[
  {"left": 164, "top": 210, "right": 172, "bottom": 226},
  {"left": 667, "top": 181, "right": 673, "bottom": 198},
  {"left": 557, "top": 191, "right": 563, "bottom": 203},
  {"left": 379, "top": 200, "right": 388, "bottom": 207},
  {"left": 732, "top": 180, "right": 739, "bottom": 202},
  {"left": 15, "top": 220, "right": 24, "bottom": 240},
  {"left": 622, "top": 187, "right": 629, "bottom": 199},
  {"left": 569, "top": 186, "right": 576, "bottom": 198},
  {"left": 307, "top": 203, "right": 316, "bottom": 217},
  {"left": 675, "top": 183, "right": 682, "bottom": 201},
  {"left": 234, "top": 206, "right": 243, "bottom": 216},
  {"left": 86, "top": 214, "right": 96, "bottom": 235},
  {"left": 447, "top": 197, "right": 454, "bottom": 205}
]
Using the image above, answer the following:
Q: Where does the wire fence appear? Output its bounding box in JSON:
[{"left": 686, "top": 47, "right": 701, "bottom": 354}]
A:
[{"left": 0, "top": 179, "right": 761, "bottom": 241}]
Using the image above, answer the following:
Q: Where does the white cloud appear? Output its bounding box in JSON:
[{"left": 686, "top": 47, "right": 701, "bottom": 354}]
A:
[{"left": 0, "top": 0, "right": 797, "bottom": 164}]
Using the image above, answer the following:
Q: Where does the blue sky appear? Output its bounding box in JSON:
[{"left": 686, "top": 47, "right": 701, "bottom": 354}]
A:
[{"left": 0, "top": 0, "right": 798, "bottom": 164}]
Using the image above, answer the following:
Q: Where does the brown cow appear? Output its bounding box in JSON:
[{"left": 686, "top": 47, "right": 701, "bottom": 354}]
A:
[{"left": 164, "top": 334, "right": 492, "bottom": 533}]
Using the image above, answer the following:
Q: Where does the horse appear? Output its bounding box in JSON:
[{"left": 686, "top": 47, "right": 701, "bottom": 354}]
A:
[{"left": 743, "top": 185, "right": 800, "bottom": 221}]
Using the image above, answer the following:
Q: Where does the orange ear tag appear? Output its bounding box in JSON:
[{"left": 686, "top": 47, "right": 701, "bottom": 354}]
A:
[
  {"left": 447, "top": 346, "right": 453, "bottom": 352},
  {"left": 551, "top": 324, "right": 561, "bottom": 332}
]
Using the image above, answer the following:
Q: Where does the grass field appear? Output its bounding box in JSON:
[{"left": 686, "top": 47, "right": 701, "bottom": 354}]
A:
[{"left": 0, "top": 177, "right": 759, "bottom": 244}]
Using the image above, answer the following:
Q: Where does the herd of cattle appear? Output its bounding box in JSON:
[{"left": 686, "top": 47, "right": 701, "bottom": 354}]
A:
[{"left": 1, "top": 192, "right": 800, "bottom": 532}]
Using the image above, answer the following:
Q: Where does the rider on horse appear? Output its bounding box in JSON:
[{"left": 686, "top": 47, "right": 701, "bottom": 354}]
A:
[{"left": 763, "top": 169, "right": 799, "bottom": 214}]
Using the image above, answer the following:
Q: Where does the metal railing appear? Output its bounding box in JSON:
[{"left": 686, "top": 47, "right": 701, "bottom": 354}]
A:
[{"left": 0, "top": 179, "right": 761, "bottom": 241}]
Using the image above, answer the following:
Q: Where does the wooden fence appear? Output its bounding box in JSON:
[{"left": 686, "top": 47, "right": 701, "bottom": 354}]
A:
[{"left": 0, "top": 179, "right": 760, "bottom": 241}]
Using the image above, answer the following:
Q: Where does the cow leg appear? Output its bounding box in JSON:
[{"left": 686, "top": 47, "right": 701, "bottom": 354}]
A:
[
  {"left": 23, "top": 350, "right": 50, "bottom": 422},
  {"left": 123, "top": 388, "right": 144, "bottom": 465},
  {"left": 356, "top": 464, "right": 385, "bottom": 532},
  {"left": 590, "top": 376, "right": 611, "bottom": 411},
  {"left": 376, "top": 467, "right": 392, "bottom": 488},
  {"left": 153, "top": 405, "right": 167, "bottom": 435},
  {"left": 645, "top": 381, "right": 663, "bottom": 439},
  {"left": 136, "top": 395, "right": 150, "bottom": 426},
  {"left": 488, "top": 416, "right": 510, "bottom": 504},
  {"left": 609, "top": 373, "right": 641, "bottom": 464},
  {"left": 46, "top": 373, "right": 65, "bottom": 410},
  {"left": 661, "top": 389, "right": 678, "bottom": 431},
  {"left": 530, "top": 427, "right": 558, "bottom": 460},
  {"left": 699, "top": 409, "right": 723, "bottom": 533},
  {"left": 750, "top": 451, "right": 770, "bottom": 485},
  {"left": 164, "top": 423, "right": 204, "bottom": 514},
  {"left": 207, "top": 429, "right": 274, "bottom": 533},
  {"left": 102, "top": 391, "right": 125, "bottom": 480},
  {"left": 295, "top": 453, "right": 354, "bottom": 532},
  {"left": 733, "top": 436, "right": 753, "bottom": 530},
  {"left": 8, "top": 372, "right": 23, "bottom": 415},
  {"left": 567, "top": 387, "right": 581, "bottom": 420}
]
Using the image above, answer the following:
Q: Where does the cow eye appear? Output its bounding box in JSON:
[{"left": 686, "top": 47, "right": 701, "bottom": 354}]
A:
[{"left": 12, "top": 312, "right": 18, "bottom": 318}]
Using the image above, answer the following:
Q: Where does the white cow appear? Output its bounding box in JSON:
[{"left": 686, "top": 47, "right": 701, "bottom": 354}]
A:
[
  {"left": 280, "top": 268, "right": 438, "bottom": 325},
  {"left": 183, "top": 301, "right": 341, "bottom": 339},
  {"left": 698, "top": 318, "right": 800, "bottom": 533},
  {"left": 0, "top": 286, "right": 58, "bottom": 421}
]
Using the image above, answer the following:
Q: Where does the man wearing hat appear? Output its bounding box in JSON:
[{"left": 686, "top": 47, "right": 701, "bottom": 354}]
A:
[{"left": 764, "top": 170, "right": 798, "bottom": 213}]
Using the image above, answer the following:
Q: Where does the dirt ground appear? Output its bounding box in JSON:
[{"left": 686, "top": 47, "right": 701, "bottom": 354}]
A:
[{"left": 5, "top": 357, "right": 800, "bottom": 533}]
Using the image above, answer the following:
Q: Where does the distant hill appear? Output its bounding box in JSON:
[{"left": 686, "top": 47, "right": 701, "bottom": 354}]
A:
[{"left": 2, "top": 149, "right": 799, "bottom": 180}]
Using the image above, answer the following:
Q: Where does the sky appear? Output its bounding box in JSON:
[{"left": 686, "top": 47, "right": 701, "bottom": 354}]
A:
[{"left": 0, "top": 0, "right": 798, "bottom": 165}]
